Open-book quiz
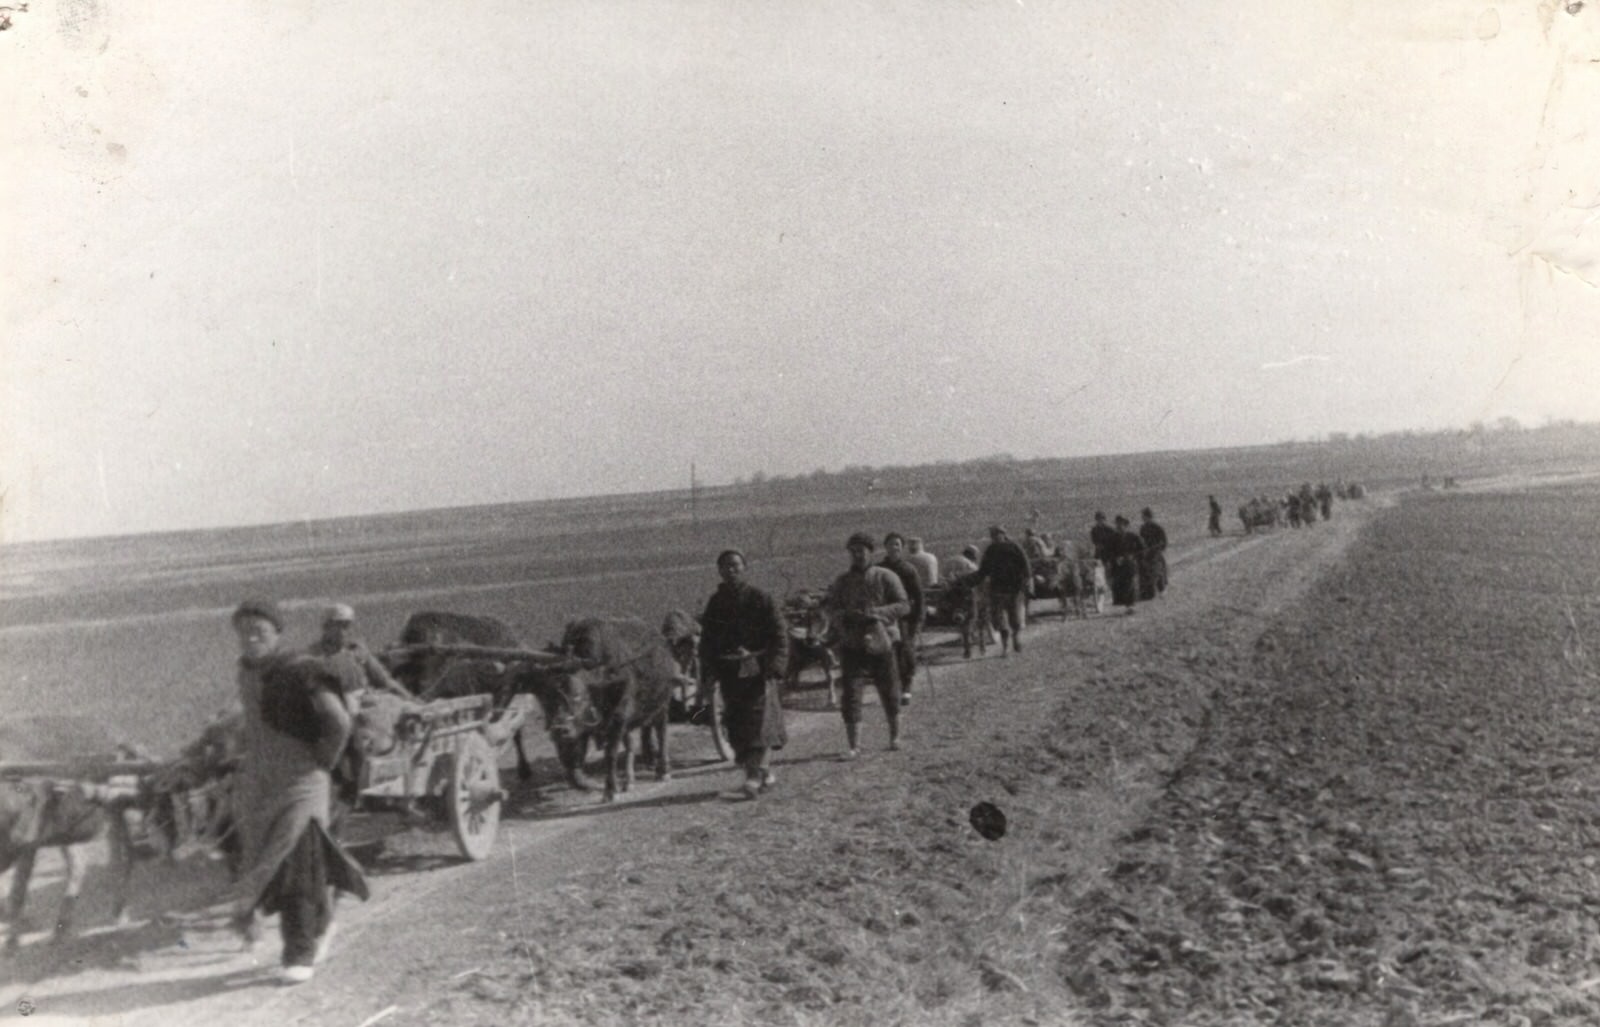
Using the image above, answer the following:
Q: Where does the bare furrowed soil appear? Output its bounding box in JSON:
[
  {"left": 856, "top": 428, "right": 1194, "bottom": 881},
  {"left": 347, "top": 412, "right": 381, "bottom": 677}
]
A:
[{"left": 1060, "top": 482, "right": 1600, "bottom": 1026}]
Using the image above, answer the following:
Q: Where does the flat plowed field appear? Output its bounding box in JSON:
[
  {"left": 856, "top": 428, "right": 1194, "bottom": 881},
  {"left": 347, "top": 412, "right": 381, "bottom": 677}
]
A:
[{"left": 1069, "top": 481, "right": 1600, "bottom": 1025}]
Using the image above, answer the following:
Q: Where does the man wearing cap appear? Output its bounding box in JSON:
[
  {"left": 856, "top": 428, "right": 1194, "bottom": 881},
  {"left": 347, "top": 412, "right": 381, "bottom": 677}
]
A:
[
  {"left": 878, "top": 533, "right": 925, "bottom": 707},
  {"left": 822, "top": 533, "right": 911, "bottom": 758},
  {"left": 308, "top": 604, "right": 412, "bottom": 700},
  {"left": 227, "top": 599, "right": 369, "bottom": 984},
  {"left": 974, "top": 526, "right": 1032, "bottom": 656}
]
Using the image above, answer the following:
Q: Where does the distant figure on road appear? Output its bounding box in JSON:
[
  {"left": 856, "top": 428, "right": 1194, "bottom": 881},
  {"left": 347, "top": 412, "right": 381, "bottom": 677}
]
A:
[
  {"left": 906, "top": 536, "right": 939, "bottom": 590},
  {"left": 1090, "top": 511, "right": 1117, "bottom": 575},
  {"left": 228, "top": 599, "right": 368, "bottom": 985},
  {"left": 307, "top": 604, "right": 413, "bottom": 700},
  {"left": 1138, "top": 508, "right": 1169, "bottom": 600},
  {"left": 879, "top": 533, "right": 925, "bottom": 707},
  {"left": 1208, "top": 495, "right": 1223, "bottom": 537},
  {"left": 1315, "top": 483, "right": 1334, "bottom": 520},
  {"left": 1299, "top": 483, "right": 1318, "bottom": 525},
  {"left": 975, "top": 525, "right": 1032, "bottom": 656},
  {"left": 1109, "top": 516, "right": 1144, "bottom": 614},
  {"left": 823, "top": 533, "right": 910, "bottom": 759},
  {"left": 698, "top": 550, "right": 789, "bottom": 800}
]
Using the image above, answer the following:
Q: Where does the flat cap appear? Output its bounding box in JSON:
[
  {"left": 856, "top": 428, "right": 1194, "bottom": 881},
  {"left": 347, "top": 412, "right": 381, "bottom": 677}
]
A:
[
  {"left": 846, "top": 531, "right": 877, "bottom": 551},
  {"left": 323, "top": 603, "right": 356, "bottom": 624},
  {"left": 232, "top": 598, "right": 285, "bottom": 632}
]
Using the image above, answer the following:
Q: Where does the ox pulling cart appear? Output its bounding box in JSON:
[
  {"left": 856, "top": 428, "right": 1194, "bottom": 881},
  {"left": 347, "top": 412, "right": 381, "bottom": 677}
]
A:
[{"left": 0, "top": 719, "right": 224, "bottom": 950}]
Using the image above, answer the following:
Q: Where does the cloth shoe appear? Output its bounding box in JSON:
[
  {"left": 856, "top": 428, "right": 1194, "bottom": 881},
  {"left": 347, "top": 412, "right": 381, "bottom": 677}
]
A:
[
  {"left": 759, "top": 770, "right": 776, "bottom": 792},
  {"left": 740, "top": 779, "right": 761, "bottom": 800},
  {"left": 281, "top": 965, "right": 315, "bottom": 985}
]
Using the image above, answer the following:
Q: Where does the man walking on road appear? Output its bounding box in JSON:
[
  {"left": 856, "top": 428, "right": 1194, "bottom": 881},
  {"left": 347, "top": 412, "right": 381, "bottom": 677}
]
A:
[
  {"left": 1091, "top": 511, "right": 1117, "bottom": 576},
  {"left": 1139, "top": 508, "right": 1169, "bottom": 599},
  {"left": 227, "top": 599, "right": 369, "bottom": 984},
  {"left": 975, "top": 525, "right": 1032, "bottom": 656},
  {"left": 1208, "top": 495, "right": 1223, "bottom": 537},
  {"left": 879, "top": 532, "right": 924, "bottom": 707},
  {"left": 823, "top": 533, "right": 911, "bottom": 759},
  {"left": 698, "top": 550, "right": 790, "bottom": 800}
]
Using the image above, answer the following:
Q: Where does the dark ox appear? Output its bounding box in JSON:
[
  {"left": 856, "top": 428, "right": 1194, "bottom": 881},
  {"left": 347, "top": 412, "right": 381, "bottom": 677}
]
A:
[
  {"left": 383, "top": 611, "right": 593, "bottom": 790},
  {"left": 546, "top": 617, "right": 677, "bottom": 804}
]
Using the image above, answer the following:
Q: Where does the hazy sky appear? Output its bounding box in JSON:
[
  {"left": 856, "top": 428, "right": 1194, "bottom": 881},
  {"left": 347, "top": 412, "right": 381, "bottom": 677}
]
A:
[{"left": 4, "top": 0, "right": 1598, "bottom": 542}]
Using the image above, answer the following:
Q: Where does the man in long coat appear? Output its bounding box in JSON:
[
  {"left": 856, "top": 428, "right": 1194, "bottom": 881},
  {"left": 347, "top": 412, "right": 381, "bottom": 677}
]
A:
[
  {"left": 1109, "top": 516, "right": 1145, "bottom": 614},
  {"left": 698, "top": 550, "right": 790, "bottom": 800},
  {"left": 228, "top": 599, "right": 368, "bottom": 984},
  {"left": 1138, "top": 508, "right": 1169, "bottom": 600},
  {"left": 878, "top": 533, "right": 925, "bottom": 706}
]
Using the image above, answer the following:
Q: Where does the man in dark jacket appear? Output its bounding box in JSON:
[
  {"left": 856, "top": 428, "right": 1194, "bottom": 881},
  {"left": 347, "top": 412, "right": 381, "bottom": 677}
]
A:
[
  {"left": 1138, "top": 508, "right": 1169, "bottom": 599},
  {"left": 698, "top": 550, "right": 790, "bottom": 799},
  {"left": 879, "top": 533, "right": 925, "bottom": 707},
  {"left": 1090, "top": 511, "right": 1117, "bottom": 575},
  {"left": 975, "top": 526, "right": 1032, "bottom": 656},
  {"left": 1109, "top": 516, "right": 1144, "bottom": 613}
]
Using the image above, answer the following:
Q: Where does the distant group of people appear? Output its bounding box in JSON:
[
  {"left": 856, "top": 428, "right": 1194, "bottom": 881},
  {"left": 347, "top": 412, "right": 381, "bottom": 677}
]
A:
[
  {"left": 1236, "top": 482, "right": 1337, "bottom": 532},
  {"left": 1088, "top": 509, "right": 1168, "bottom": 613},
  {"left": 697, "top": 512, "right": 1180, "bottom": 790}
]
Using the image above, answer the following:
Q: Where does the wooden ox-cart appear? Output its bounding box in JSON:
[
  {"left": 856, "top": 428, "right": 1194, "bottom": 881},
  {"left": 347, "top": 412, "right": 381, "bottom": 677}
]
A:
[
  {"left": 347, "top": 687, "right": 530, "bottom": 862},
  {"left": 377, "top": 636, "right": 732, "bottom": 801}
]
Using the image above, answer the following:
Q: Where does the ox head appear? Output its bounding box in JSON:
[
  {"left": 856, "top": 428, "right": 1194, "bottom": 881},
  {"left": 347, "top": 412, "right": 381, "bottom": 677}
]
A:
[{"left": 533, "top": 660, "right": 609, "bottom": 741}]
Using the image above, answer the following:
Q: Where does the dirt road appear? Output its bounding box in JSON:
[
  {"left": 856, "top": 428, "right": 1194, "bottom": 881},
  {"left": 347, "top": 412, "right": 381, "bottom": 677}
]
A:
[{"left": 2, "top": 504, "right": 1378, "bottom": 1026}]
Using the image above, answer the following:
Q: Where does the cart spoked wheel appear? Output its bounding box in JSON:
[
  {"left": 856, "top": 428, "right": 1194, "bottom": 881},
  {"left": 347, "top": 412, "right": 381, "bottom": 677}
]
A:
[{"left": 447, "top": 733, "right": 503, "bottom": 862}]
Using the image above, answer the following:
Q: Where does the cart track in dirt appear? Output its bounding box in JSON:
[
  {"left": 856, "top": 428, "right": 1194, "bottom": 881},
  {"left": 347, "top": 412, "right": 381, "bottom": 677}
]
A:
[{"left": 0, "top": 507, "right": 1382, "bottom": 1026}]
